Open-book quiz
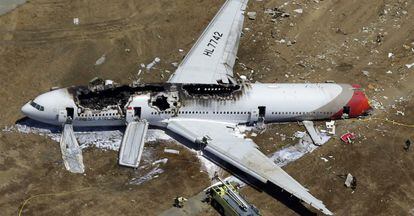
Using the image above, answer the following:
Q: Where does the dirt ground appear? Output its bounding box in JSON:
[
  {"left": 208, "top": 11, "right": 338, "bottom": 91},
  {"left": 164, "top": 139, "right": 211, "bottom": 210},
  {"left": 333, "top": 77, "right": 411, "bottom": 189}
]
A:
[{"left": 1, "top": 0, "right": 414, "bottom": 215}]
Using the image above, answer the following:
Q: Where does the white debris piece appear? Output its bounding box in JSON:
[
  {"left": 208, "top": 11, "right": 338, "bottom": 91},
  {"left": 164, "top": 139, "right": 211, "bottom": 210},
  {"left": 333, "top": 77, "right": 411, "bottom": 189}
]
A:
[
  {"left": 270, "top": 131, "right": 331, "bottom": 167},
  {"left": 396, "top": 111, "right": 405, "bottom": 116},
  {"left": 146, "top": 57, "right": 161, "bottom": 70},
  {"left": 325, "top": 120, "right": 336, "bottom": 135},
  {"left": 303, "top": 120, "right": 324, "bottom": 145},
  {"left": 250, "top": 132, "right": 257, "bottom": 137},
  {"left": 247, "top": 12, "right": 257, "bottom": 20},
  {"left": 129, "top": 166, "right": 164, "bottom": 185},
  {"left": 73, "top": 18, "right": 80, "bottom": 25},
  {"left": 140, "top": 63, "right": 145, "bottom": 68},
  {"left": 152, "top": 158, "right": 168, "bottom": 165},
  {"left": 370, "top": 100, "right": 385, "bottom": 110},
  {"left": 2, "top": 126, "right": 13, "bottom": 132},
  {"left": 362, "top": 70, "right": 369, "bottom": 77},
  {"left": 164, "top": 148, "right": 180, "bottom": 155},
  {"left": 406, "top": 62, "right": 414, "bottom": 69},
  {"left": 320, "top": 157, "right": 328, "bottom": 162},
  {"left": 293, "top": 8, "right": 303, "bottom": 14},
  {"left": 344, "top": 173, "right": 354, "bottom": 188},
  {"left": 60, "top": 124, "right": 84, "bottom": 173},
  {"left": 95, "top": 54, "right": 106, "bottom": 66},
  {"left": 386, "top": 70, "right": 393, "bottom": 74},
  {"left": 388, "top": 52, "right": 394, "bottom": 58},
  {"left": 171, "top": 62, "right": 179, "bottom": 67},
  {"left": 277, "top": 39, "right": 286, "bottom": 43}
]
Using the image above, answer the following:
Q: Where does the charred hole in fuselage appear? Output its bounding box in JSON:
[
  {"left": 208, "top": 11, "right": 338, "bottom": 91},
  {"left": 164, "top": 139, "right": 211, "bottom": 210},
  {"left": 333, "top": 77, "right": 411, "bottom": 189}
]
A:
[
  {"left": 70, "top": 84, "right": 165, "bottom": 111},
  {"left": 152, "top": 95, "right": 170, "bottom": 111}
]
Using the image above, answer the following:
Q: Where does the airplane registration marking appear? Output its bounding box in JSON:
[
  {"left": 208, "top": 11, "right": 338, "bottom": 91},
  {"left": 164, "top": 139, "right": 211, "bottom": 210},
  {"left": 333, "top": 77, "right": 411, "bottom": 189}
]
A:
[{"left": 203, "top": 31, "right": 223, "bottom": 57}]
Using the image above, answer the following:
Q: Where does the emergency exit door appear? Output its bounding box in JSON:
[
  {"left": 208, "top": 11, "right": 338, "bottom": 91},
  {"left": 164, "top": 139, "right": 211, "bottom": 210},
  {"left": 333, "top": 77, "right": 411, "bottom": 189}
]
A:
[
  {"left": 134, "top": 107, "right": 141, "bottom": 118},
  {"left": 258, "top": 106, "right": 266, "bottom": 118},
  {"left": 126, "top": 107, "right": 142, "bottom": 123}
]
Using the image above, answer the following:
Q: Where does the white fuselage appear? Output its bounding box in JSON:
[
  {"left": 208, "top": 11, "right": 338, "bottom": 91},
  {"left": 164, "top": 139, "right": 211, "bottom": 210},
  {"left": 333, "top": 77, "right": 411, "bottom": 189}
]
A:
[{"left": 22, "top": 83, "right": 369, "bottom": 128}]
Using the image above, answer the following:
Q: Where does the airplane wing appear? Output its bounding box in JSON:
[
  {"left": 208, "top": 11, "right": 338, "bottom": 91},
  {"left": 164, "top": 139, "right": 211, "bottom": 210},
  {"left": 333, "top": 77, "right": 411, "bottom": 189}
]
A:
[
  {"left": 168, "top": 0, "right": 248, "bottom": 84},
  {"left": 166, "top": 119, "right": 333, "bottom": 215}
]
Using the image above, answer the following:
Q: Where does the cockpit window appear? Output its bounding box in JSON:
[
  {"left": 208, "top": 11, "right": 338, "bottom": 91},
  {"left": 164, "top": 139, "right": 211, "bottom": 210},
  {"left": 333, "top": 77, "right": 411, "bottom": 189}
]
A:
[{"left": 30, "top": 101, "right": 44, "bottom": 111}]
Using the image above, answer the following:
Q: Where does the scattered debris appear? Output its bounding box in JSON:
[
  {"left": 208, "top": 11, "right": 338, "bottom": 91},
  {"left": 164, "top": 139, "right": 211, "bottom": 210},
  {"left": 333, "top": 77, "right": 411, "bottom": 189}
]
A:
[
  {"left": 129, "top": 166, "right": 164, "bottom": 185},
  {"left": 152, "top": 158, "right": 168, "bottom": 165},
  {"left": 344, "top": 173, "right": 357, "bottom": 190},
  {"left": 286, "top": 40, "right": 296, "bottom": 46},
  {"left": 73, "top": 17, "right": 80, "bottom": 25},
  {"left": 362, "top": 70, "right": 370, "bottom": 77},
  {"left": 325, "top": 120, "right": 336, "bottom": 135},
  {"left": 146, "top": 57, "right": 161, "bottom": 70},
  {"left": 406, "top": 62, "right": 414, "bottom": 69},
  {"left": 293, "top": 8, "right": 303, "bottom": 14},
  {"left": 396, "top": 110, "right": 405, "bottom": 116},
  {"left": 302, "top": 120, "right": 324, "bottom": 145},
  {"left": 265, "top": 7, "right": 289, "bottom": 20},
  {"left": 247, "top": 12, "right": 257, "bottom": 20},
  {"left": 1, "top": 125, "right": 13, "bottom": 132},
  {"left": 270, "top": 131, "right": 331, "bottom": 167},
  {"left": 164, "top": 148, "right": 180, "bottom": 155},
  {"left": 404, "top": 139, "right": 411, "bottom": 151},
  {"left": 370, "top": 100, "right": 385, "bottom": 110},
  {"left": 320, "top": 157, "right": 328, "bottom": 162},
  {"left": 95, "top": 54, "right": 106, "bottom": 66},
  {"left": 340, "top": 132, "right": 356, "bottom": 144}
]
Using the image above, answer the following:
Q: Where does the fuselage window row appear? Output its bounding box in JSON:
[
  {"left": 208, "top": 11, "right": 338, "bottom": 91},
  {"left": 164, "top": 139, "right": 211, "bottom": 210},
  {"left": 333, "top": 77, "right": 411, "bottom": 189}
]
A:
[{"left": 270, "top": 111, "right": 334, "bottom": 115}]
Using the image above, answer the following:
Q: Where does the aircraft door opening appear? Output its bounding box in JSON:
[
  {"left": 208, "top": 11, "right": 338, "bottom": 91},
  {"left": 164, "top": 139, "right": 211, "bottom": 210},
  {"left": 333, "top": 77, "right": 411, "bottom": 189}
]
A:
[
  {"left": 258, "top": 106, "right": 266, "bottom": 117},
  {"left": 66, "top": 107, "right": 74, "bottom": 119},
  {"left": 126, "top": 107, "right": 142, "bottom": 123},
  {"left": 134, "top": 107, "right": 142, "bottom": 119},
  {"left": 258, "top": 106, "right": 266, "bottom": 126}
]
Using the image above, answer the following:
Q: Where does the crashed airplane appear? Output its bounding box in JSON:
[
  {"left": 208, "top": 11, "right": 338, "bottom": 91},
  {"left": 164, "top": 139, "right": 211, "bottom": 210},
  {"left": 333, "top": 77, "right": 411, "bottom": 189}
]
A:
[{"left": 21, "top": 0, "right": 372, "bottom": 215}]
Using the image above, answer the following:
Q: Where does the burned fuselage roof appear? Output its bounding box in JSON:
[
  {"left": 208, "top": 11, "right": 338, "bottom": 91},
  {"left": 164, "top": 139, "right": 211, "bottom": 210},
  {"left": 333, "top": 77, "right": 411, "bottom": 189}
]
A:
[
  {"left": 69, "top": 84, "right": 165, "bottom": 111},
  {"left": 68, "top": 82, "right": 244, "bottom": 112}
]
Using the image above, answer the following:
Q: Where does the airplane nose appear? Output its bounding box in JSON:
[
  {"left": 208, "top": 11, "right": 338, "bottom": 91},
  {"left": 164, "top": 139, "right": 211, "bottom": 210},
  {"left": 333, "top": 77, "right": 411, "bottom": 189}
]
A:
[{"left": 21, "top": 102, "right": 33, "bottom": 117}]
